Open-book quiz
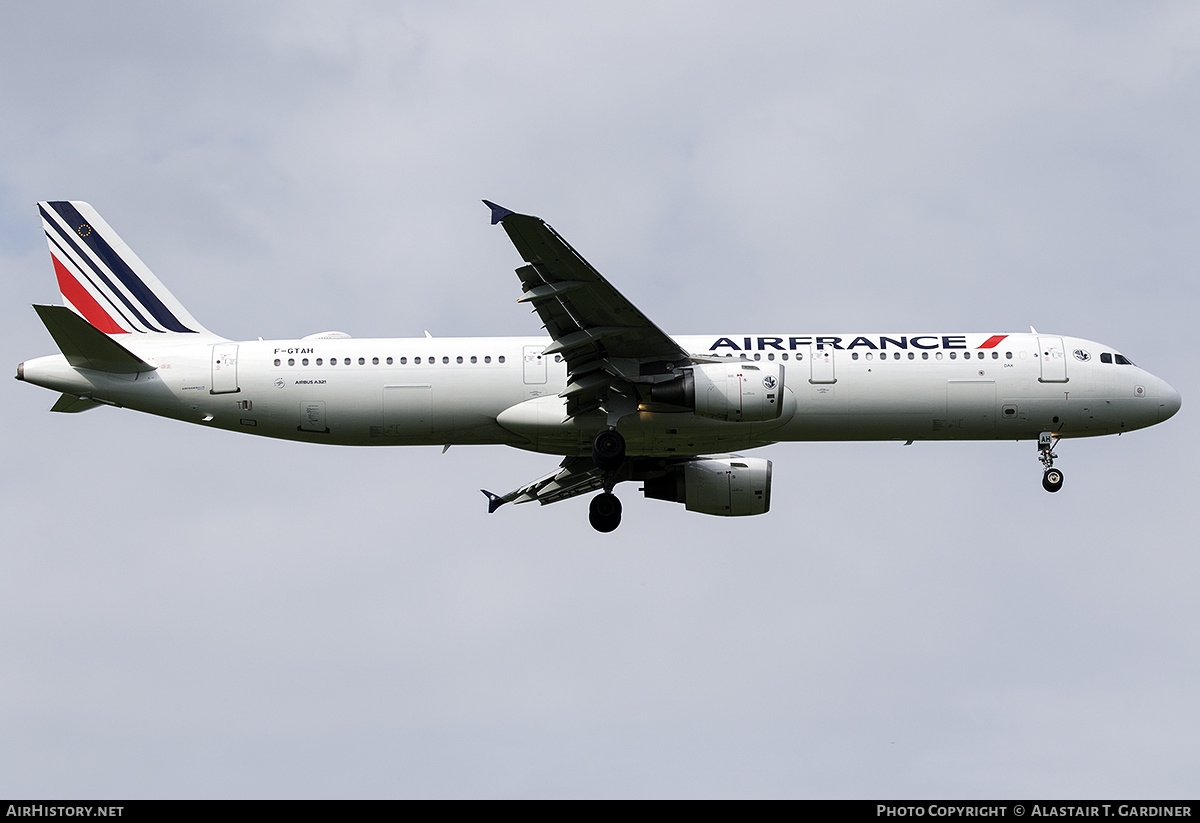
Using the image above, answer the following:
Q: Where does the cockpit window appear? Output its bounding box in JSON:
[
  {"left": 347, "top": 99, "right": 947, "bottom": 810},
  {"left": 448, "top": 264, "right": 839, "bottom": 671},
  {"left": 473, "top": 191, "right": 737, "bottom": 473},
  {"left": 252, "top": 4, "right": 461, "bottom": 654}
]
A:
[
  {"left": 1100, "top": 353, "right": 1112, "bottom": 364},
  {"left": 1114, "top": 354, "right": 1135, "bottom": 366}
]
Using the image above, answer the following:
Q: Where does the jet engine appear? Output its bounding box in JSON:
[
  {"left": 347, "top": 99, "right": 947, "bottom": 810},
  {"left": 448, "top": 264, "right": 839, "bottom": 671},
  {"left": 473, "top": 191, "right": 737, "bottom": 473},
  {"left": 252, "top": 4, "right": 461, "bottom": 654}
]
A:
[
  {"left": 642, "top": 456, "right": 772, "bottom": 516},
  {"left": 650, "top": 362, "right": 784, "bottom": 422}
]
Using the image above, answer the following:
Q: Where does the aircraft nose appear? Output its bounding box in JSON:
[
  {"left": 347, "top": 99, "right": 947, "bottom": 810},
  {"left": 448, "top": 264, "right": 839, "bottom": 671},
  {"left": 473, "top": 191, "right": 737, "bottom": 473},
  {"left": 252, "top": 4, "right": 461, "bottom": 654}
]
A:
[{"left": 1159, "top": 382, "right": 1182, "bottom": 423}]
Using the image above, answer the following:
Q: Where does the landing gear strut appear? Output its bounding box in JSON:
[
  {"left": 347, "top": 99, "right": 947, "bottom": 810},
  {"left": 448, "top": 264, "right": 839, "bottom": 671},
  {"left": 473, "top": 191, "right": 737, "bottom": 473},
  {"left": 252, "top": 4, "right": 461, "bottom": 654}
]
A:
[
  {"left": 589, "top": 429, "right": 626, "bottom": 531},
  {"left": 1038, "top": 431, "right": 1064, "bottom": 493}
]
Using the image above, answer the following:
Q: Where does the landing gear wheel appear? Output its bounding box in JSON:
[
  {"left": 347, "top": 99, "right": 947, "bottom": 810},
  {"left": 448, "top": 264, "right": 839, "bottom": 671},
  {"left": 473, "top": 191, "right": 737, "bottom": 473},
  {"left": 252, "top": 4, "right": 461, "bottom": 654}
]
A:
[
  {"left": 589, "top": 492, "right": 622, "bottom": 533},
  {"left": 592, "top": 429, "right": 626, "bottom": 471},
  {"left": 1042, "top": 468, "right": 1064, "bottom": 493}
]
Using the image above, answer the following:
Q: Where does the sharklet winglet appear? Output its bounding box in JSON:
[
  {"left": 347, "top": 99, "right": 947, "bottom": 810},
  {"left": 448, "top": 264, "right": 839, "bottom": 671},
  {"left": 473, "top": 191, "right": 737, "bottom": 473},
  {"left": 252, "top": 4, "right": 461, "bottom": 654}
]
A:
[
  {"left": 482, "top": 200, "right": 514, "bottom": 225},
  {"left": 481, "top": 489, "right": 506, "bottom": 514}
]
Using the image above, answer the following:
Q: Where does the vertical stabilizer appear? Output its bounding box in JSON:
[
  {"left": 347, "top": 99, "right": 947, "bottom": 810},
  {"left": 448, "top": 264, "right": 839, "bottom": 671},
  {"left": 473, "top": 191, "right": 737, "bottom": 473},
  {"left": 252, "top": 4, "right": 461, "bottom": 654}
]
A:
[{"left": 38, "top": 200, "right": 215, "bottom": 337}]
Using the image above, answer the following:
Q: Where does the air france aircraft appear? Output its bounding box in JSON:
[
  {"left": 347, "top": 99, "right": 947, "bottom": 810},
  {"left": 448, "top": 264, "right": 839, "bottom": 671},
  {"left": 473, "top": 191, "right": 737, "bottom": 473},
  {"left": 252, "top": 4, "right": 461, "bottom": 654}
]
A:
[{"left": 17, "top": 200, "right": 1182, "bottom": 532}]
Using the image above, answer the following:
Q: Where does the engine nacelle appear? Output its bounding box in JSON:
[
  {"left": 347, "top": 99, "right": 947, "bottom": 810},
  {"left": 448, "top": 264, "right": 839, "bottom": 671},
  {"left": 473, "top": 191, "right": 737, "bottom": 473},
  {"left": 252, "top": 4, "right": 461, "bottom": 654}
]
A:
[
  {"left": 651, "top": 362, "right": 784, "bottom": 422},
  {"left": 642, "top": 456, "right": 772, "bottom": 516}
]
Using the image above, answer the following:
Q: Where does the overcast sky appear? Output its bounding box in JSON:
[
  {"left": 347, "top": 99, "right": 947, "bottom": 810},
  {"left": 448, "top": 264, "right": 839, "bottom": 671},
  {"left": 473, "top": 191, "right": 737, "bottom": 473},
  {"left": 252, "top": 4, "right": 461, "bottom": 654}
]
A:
[{"left": 2, "top": 1, "right": 1197, "bottom": 799}]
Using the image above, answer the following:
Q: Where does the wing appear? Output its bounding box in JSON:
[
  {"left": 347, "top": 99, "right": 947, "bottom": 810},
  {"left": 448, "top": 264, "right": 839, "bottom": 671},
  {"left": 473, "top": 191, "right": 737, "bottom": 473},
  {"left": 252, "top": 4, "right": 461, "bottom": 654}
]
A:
[
  {"left": 481, "top": 457, "right": 607, "bottom": 512},
  {"left": 484, "top": 200, "right": 694, "bottom": 421}
]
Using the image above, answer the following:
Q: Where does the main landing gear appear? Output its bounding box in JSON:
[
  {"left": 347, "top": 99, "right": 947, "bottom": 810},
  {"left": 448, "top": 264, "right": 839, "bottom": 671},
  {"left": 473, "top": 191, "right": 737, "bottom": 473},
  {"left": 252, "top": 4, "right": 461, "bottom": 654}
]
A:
[
  {"left": 592, "top": 427, "right": 626, "bottom": 470},
  {"left": 589, "top": 428, "right": 626, "bottom": 532},
  {"left": 1038, "top": 431, "right": 1064, "bottom": 493},
  {"left": 589, "top": 492, "right": 622, "bottom": 533}
]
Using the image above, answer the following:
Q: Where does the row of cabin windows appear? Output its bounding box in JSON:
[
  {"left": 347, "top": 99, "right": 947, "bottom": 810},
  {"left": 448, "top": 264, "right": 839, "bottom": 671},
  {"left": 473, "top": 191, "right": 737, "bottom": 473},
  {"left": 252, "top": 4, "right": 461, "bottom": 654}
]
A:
[
  {"left": 274, "top": 355, "right": 508, "bottom": 367},
  {"left": 850, "top": 350, "right": 1011, "bottom": 361},
  {"left": 273, "top": 349, "right": 1131, "bottom": 368}
]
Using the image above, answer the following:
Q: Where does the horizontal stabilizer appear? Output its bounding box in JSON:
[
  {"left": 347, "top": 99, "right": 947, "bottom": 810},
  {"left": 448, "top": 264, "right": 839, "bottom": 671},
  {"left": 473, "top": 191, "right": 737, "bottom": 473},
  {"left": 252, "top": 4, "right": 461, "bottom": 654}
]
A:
[
  {"left": 50, "top": 393, "right": 102, "bottom": 413},
  {"left": 33, "top": 304, "right": 155, "bottom": 374}
]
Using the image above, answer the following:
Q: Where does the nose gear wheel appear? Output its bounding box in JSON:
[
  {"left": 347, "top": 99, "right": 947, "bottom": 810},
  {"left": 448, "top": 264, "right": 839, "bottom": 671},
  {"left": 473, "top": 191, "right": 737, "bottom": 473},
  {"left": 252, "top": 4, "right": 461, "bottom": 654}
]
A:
[{"left": 1038, "top": 432, "right": 1064, "bottom": 493}]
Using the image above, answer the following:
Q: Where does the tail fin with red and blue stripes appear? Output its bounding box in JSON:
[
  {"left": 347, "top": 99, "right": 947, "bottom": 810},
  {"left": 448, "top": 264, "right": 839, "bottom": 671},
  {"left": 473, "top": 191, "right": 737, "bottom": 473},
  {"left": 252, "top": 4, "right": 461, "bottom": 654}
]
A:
[{"left": 38, "top": 200, "right": 214, "bottom": 337}]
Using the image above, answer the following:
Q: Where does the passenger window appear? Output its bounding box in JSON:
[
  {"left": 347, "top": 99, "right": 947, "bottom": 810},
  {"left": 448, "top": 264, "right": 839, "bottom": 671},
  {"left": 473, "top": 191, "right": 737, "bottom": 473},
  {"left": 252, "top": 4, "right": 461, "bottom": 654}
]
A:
[
  {"left": 894, "top": 352, "right": 901, "bottom": 360},
  {"left": 498, "top": 356, "right": 506, "bottom": 363},
  {"left": 484, "top": 356, "right": 491, "bottom": 363},
  {"left": 316, "top": 358, "right": 323, "bottom": 366},
  {"left": 851, "top": 352, "right": 859, "bottom": 361},
  {"left": 456, "top": 356, "right": 463, "bottom": 364},
  {"left": 358, "top": 357, "right": 365, "bottom": 365},
  {"left": 274, "top": 359, "right": 281, "bottom": 366},
  {"left": 921, "top": 352, "right": 929, "bottom": 360},
  {"left": 991, "top": 352, "right": 998, "bottom": 359},
  {"left": 288, "top": 358, "right": 295, "bottom": 366},
  {"left": 908, "top": 352, "right": 915, "bottom": 360},
  {"left": 302, "top": 358, "right": 309, "bottom": 366},
  {"left": 949, "top": 352, "right": 956, "bottom": 359},
  {"left": 344, "top": 358, "right": 351, "bottom": 365},
  {"left": 400, "top": 357, "right": 407, "bottom": 365},
  {"left": 386, "top": 357, "right": 393, "bottom": 365},
  {"left": 1006, "top": 351, "right": 1013, "bottom": 360}
]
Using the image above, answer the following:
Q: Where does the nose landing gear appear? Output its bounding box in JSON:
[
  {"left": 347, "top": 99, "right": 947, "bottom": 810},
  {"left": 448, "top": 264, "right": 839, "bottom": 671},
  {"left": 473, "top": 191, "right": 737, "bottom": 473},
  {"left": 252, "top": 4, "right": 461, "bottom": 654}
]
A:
[{"left": 1038, "top": 431, "right": 1064, "bottom": 493}]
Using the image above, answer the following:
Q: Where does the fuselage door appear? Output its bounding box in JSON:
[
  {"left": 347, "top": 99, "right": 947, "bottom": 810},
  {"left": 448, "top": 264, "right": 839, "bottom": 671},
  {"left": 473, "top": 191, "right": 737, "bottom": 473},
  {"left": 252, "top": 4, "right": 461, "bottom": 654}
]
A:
[
  {"left": 809, "top": 343, "right": 836, "bottom": 384},
  {"left": 523, "top": 345, "right": 547, "bottom": 384},
  {"left": 1038, "top": 336, "right": 1068, "bottom": 383},
  {"left": 210, "top": 344, "right": 240, "bottom": 394}
]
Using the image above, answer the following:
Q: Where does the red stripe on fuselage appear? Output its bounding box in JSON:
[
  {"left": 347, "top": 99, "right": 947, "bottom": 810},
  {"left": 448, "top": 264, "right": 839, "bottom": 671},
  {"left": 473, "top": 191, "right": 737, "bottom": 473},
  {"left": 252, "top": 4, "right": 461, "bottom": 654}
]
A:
[
  {"left": 977, "top": 335, "right": 1008, "bottom": 349},
  {"left": 51, "top": 255, "right": 128, "bottom": 334}
]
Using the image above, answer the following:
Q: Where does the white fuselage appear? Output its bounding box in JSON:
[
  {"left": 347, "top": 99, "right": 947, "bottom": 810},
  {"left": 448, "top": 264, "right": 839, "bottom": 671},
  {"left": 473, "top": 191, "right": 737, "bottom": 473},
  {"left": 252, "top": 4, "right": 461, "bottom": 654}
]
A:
[{"left": 18, "top": 331, "right": 1181, "bottom": 457}]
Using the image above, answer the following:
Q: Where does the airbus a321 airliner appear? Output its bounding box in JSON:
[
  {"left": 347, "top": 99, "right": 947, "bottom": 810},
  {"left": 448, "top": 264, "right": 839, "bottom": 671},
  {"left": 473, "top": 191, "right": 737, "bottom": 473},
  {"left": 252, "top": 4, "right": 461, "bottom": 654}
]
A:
[{"left": 17, "top": 200, "right": 1182, "bottom": 532}]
